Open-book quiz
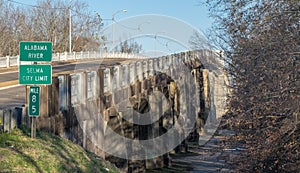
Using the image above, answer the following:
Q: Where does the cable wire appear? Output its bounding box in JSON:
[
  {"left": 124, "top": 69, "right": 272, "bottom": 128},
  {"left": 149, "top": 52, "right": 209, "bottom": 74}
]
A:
[{"left": 7, "top": 0, "right": 67, "bottom": 10}]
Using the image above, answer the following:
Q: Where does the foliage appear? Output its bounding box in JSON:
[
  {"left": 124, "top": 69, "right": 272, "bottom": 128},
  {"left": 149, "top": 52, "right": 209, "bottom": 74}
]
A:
[
  {"left": 0, "top": 0, "right": 102, "bottom": 56},
  {"left": 0, "top": 128, "right": 119, "bottom": 173},
  {"left": 205, "top": 0, "right": 300, "bottom": 172}
]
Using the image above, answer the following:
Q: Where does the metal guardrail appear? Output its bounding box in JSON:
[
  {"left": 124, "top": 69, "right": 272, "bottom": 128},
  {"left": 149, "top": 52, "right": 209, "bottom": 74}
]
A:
[{"left": 0, "top": 51, "right": 149, "bottom": 68}]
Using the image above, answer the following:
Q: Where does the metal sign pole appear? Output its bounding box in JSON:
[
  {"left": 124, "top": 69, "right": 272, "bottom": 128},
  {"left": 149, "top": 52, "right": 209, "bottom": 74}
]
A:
[
  {"left": 19, "top": 41, "right": 52, "bottom": 139},
  {"left": 31, "top": 61, "right": 37, "bottom": 139}
]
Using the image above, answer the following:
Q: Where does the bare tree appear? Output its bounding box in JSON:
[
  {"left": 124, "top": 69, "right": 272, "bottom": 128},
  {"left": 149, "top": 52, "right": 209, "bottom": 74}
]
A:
[
  {"left": 0, "top": 0, "right": 103, "bottom": 56},
  {"left": 205, "top": 0, "right": 300, "bottom": 172},
  {"left": 115, "top": 40, "right": 142, "bottom": 54}
]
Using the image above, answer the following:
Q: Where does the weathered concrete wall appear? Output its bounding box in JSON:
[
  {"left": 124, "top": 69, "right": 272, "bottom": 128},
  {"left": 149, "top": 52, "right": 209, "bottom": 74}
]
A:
[
  {"left": 0, "top": 108, "right": 22, "bottom": 132},
  {"left": 21, "top": 50, "right": 227, "bottom": 172}
]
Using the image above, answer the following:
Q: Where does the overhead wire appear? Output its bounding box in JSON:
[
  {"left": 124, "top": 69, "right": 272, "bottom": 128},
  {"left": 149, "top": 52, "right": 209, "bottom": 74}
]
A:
[
  {"left": 6, "top": 0, "right": 67, "bottom": 10},
  {"left": 6, "top": 0, "right": 115, "bottom": 24}
]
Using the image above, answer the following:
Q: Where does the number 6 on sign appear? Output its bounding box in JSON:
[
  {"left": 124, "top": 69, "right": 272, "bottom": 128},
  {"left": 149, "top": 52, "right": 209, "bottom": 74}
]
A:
[{"left": 29, "top": 86, "right": 40, "bottom": 117}]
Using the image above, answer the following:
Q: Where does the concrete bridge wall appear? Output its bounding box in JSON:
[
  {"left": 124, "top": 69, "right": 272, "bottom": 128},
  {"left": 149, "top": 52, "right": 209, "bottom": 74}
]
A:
[{"left": 20, "top": 50, "right": 227, "bottom": 172}]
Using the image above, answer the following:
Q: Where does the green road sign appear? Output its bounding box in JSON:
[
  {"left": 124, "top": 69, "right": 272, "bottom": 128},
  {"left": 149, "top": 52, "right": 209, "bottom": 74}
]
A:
[
  {"left": 29, "top": 86, "right": 40, "bottom": 117},
  {"left": 19, "top": 64, "right": 52, "bottom": 85},
  {"left": 20, "top": 42, "right": 52, "bottom": 62}
]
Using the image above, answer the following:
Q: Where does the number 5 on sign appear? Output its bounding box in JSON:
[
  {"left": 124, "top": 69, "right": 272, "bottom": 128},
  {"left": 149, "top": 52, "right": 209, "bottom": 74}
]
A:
[{"left": 29, "top": 86, "right": 40, "bottom": 117}]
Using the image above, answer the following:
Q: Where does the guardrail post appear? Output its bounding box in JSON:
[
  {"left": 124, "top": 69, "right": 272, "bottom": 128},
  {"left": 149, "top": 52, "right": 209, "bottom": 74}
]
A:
[
  {"left": 17, "top": 55, "right": 20, "bottom": 66},
  {"left": 6, "top": 56, "right": 10, "bottom": 68},
  {"left": 81, "top": 51, "right": 83, "bottom": 59},
  {"left": 56, "top": 53, "right": 59, "bottom": 61},
  {"left": 64, "top": 52, "right": 68, "bottom": 61}
]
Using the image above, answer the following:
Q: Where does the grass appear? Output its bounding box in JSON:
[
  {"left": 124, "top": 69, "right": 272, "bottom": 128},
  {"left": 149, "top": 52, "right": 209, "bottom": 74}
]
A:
[{"left": 0, "top": 128, "right": 120, "bottom": 173}]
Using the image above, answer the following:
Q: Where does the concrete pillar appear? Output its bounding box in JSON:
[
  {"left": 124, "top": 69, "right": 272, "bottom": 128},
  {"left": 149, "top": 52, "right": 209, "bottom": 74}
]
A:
[
  {"left": 21, "top": 106, "right": 29, "bottom": 128},
  {"left": 112, "top": 66, "right": 120, "bottom": 91},
  {"left": 129, "top": 63, "right": 136, "bottom": 85},
  {"left": 83, "top": 120, "right": 87, "bottom": 149},
  {"left": 136, "top": 61, "right": 143, "bottom": 81},
  {"left": 159, "top": 57, "right": 164, "bottom": 72},
  {"left": 145, "top": 87, "right": 164, "bottom": 169},
  {"left": 142, "top": 60, "right": 148, "bottom": 79},
  {"left": 3, "top": 109, "right": 12, "bottom": 133},
  {"left": 103, "top": 68, "right": 111, "bottom": 94},
  {"left": 148, "top": 59, "right": 154, "bottom": 77},
  {"left": 153, "top": 59, "right": 158, "bottom": 74},
  {"left": 202, "top": 69, "right": 211, "bottom": 120},
  {"left": 121, "top": 65, "right": 129, "bottom": 88},
  {"left": 82, "top": 72, "right": 87, "bottom": 103}
]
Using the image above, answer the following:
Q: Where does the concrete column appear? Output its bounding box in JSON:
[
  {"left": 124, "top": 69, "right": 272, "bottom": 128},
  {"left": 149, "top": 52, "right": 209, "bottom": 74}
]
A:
[
  {"left": 22, "top": 106, "right": 29, "bottom": 128},
  {"left": 170, "top": 55, "right": 175, "bottom": 77},
  {"left": 121, "top": 65, "right": 129, "bottom": 88},
  {"left": 81, "top": 72, "right": 87, "bottom": 104},
  {"left": 159, "top": 57, "right": 164, "bottom": 72},
  {"left": 129, "top": 63, "right": 136, "bottom": 85},
  {"left": 148, "top": 59, "right": 154, "bottom": 77},
  {"left": 112, "top": 66, "right": 120, "bottom": 91},
  {"left": 97, "top": 68, "right": 105, "bottom": 114},
  {"left": 83, "top": 120, "right": 87, "bottom": 149},
  {"left": 136, "top": 62, "right": 143, "bottom": 81},
  {"left": 145, "top": 87, "right": 164, "bottom": 169},
  {"left": 142, "top": 60, "right": 148, "bottom": 79},
  {"left": 164, "top": 56, "right": 169, "bottom": 71},
  {"left": 153, "top": 59, "right": 158, "bottom": 74},
  {"left": 202, "top": 69, "right": 211, "bottom": 119},
  {"left": 3, "top": 110, "right": 11, "bottom": 133},
  {"left": 103, "top": 68, "right": 111, "bottom": 93}
]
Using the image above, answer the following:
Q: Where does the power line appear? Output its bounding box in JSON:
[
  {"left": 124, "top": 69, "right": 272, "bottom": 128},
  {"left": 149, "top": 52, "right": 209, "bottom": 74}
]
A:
[
  {"left": 7, "top": 0, "right": 67, "bottom": 10},
  {"left": 6, "top": 0, "right": 101, "bottom": 20},
  {"left": 114, "top": 20, "right": 139, "bottom": 30}
]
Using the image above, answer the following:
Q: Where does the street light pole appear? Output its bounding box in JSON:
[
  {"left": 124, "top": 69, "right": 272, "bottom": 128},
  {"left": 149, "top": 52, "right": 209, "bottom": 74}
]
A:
[
  {"left": 69, "top": 0, "right": 72, "bottom": 53},
  {"left": 112, "top": 9, "right": 127, "bottom": 51}
]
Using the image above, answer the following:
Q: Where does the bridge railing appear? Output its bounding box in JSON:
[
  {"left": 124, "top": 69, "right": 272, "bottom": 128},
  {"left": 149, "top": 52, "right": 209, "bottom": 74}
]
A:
[
  {"left": 0, "top": 51, "right": 149, "bottom": 68},
  {"left": 0, "top": 108, "right": 23, "bottom": 133}
]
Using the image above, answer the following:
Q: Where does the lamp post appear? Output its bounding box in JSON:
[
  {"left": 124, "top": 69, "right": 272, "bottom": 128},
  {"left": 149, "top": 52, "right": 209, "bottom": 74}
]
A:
[
  {"left": 112, "top": 9, "right": 127, "bottom": 51},
  {"left": 69, "top": 0, "right": 73, "bottom": 53}
]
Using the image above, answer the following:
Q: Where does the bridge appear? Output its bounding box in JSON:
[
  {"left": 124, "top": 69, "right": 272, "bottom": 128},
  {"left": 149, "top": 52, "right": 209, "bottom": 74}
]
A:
[{"left": 0, "top": 50, "right": 228, "bottom": 172}]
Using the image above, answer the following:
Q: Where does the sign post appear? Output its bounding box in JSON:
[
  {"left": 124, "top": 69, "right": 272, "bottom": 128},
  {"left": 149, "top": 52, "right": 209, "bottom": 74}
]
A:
[
  {"left": 19, "top": 64, "right": 52, "bottom": 85},
  {"left": 19, "top": 41, "right": 52, "bottom": 139},
  {"left": 29, "top": 86, "right": 40, "bottom": 116},
  {"left": 19, "top": 42, "right": 52, "bottom": 62},
  {"left": 29, "top": 86, "right": 40, "bottom": 138}
]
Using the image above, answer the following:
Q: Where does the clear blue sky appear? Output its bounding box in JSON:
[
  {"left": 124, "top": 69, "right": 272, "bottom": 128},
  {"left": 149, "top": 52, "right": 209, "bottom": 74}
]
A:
[
  {"left": 18, "top": 0, "right": 214, "bottom": 56},
  {"left": 22, "top": 0, "right": 212, "bottom": 34},
  {"left": 85, "top": 0, "right": 213, "bottom": 55},
  {"left": 87, "top": 0, "right": 212, "bottom": 33}
]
